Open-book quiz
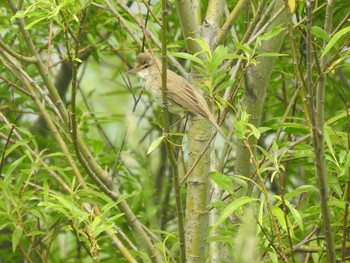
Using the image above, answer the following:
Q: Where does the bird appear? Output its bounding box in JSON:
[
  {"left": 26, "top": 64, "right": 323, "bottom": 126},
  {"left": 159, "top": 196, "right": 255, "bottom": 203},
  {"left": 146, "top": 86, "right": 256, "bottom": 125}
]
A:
[{"left": 132, "top": 52, "right": 226, "bottom": 138}]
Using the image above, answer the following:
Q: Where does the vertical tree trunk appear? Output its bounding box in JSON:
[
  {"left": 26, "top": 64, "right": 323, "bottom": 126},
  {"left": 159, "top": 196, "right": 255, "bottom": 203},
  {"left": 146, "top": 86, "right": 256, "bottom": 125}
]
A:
[{"left": 235, "top": 0, "right": 288, "bottom": 195}]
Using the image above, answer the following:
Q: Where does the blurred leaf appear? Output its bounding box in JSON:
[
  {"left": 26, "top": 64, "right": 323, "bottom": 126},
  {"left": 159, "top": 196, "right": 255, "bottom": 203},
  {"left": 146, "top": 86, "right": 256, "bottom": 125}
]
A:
[
  {"left": 312, "top": 26, "right": 331, "bottom": 42},
  {"left": 12, "top": 226, "right": 23, "bottom": 252},
  {"left": 256, "top": 27, "right": 285, "bottom": 45},
  {"left": 234, "top": 42, "right": 252, "bottom": 58},
  {"left": 288, "top": 0, "right": 296, "bottom": 12},
  {"left": 214, "top": 79, "right": 235, "bottom": 94},
  {"left": 322, "top": 26, "right": 350, "bottom": 57},
  {"left": 284, "top": 185, "right": 318, "bottom": 200},
  {"left": 210, "top": 171, "right": 234, "bottom": 194},
  {"left": 169, "top": 52, "right": 203, "bottom": 65},
  {"left": 212, "top": 197, "right": 258, "bottom": 229},
  {"left": 187, "top": 37, "right": 211, "bottom": 59},
  {"left": 256, "top": 52, "right": 288, "bottom": 57},
  {"left": 247, "top": 123, "right": 260, "bottom": 139}
]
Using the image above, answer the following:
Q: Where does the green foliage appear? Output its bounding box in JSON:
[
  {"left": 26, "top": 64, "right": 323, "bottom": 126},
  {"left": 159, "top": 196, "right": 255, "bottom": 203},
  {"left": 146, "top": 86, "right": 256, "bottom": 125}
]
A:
[
  {"left": 12, "top": 0, "right": 92, "bottom": 28},
  {"left": 1, "top": 0, "right": 350, "bottom": 262}
]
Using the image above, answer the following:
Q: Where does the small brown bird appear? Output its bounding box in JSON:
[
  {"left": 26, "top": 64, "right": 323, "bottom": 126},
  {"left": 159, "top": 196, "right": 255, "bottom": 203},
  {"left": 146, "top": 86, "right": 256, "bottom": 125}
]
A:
[{"left": 132, "top": 52, "right": 225, "bottom": 136}]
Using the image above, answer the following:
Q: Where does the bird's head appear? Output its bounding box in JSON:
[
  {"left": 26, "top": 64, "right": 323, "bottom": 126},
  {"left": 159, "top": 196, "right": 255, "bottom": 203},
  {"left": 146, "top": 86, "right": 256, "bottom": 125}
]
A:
[{"left": 131, "top": 53, "right": 159, "bottom": 78}]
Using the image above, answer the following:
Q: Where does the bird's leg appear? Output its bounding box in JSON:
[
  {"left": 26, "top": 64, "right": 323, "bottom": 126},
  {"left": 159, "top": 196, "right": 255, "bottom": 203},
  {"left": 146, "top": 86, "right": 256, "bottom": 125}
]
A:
[{"left": 161, "top": 100, "right": 170, "bottom": 108}]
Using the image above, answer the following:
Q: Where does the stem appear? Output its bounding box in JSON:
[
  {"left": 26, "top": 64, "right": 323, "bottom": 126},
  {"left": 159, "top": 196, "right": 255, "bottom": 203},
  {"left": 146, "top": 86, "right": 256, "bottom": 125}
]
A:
[
  {"left": 215, "top": 0, "right": 249, "bottom": 45},
  {"left": 342, "top": 107, "right": 350, "bottom": 262},
  {"left": 306, "top": 0, "right": 335, "bottom": 262},
  {"left": 161, "top": 1, "right": 186, "bottom": 261}
]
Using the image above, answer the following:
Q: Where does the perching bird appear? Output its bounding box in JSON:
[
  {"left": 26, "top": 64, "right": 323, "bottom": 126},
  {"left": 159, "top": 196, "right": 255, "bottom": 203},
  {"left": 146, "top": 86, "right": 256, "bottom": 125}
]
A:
[{"left": 132, "top": 52, "right": 226, "bottom": 137}]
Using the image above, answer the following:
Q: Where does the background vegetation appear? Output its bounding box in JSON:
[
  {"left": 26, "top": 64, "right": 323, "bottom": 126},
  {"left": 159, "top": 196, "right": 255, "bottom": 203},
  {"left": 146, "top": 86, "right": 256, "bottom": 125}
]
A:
[{"left": 0, "top": 0, "right": 350, "bottom": 262}]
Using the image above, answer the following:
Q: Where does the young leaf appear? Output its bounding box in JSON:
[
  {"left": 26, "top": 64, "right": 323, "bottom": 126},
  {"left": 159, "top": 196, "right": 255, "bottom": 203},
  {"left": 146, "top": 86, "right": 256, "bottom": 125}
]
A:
[
  {"left": 247, "top": 123, "right": 260, "bottom": 139},
  {"left": 147, "top": 136, "right": 164, "bottom": 155}
]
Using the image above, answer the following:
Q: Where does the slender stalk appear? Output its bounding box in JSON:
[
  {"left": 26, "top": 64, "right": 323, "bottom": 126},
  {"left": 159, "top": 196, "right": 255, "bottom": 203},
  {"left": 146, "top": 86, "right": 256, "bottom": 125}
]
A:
[
  {"left": 279, "top": 167, "right": 296, "bottom": 263},
  {"left": 342, "top": 107, "right": 350, "bottom": 263},
  {"left": 305, "top": 0, "right": 335, "bottom": 262},
  {"left": 283, "top": 0, "right": 310, "bottom": 129},
  {"left": 215, "top": 0, "right": 249, "bottom": 45},
  {"left": 161, "top": 1, "right": 186, "bottom": 261},
  {"left": 242, "top": 0, "right": 269, "bottom": 44},
  {"left": 0, "top": 38, "right": 36, "bottom": 63},
  {"left": 245, "top": 141, "right": 288, "bottom": 262}
]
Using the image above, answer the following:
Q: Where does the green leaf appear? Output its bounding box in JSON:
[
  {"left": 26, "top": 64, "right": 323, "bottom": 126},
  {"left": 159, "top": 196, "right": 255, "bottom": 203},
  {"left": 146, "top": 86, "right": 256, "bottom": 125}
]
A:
[
  {"left": 284, "top": 185, "right": 318, "bottom": 200},
  {"left": 212, "top": 197, "right": 258, "bottom": 229},
  {"left": 247, "top": 123, "right": 260, "bottom": 139},
  {"left": 4, "top": 156, "right": 26, "bottom": 184},
  {"left": 328, "top": 174, "right": 343, "bottom": 198},
  {"left": 273, "top": 196, "right": 304, "bottom": 233},
  {"left": 210, "top": 171, "right": 234, "bottom": 194},
  {"left": 340, "top": 151, "right": 350, "bottom": 178},
  {"left": 322, "top": 26, "right": 350, "bottom": 57},
  {"left": 234, "top": 42, "right": 252, "bottom": 58},
  {"left": 215, "top": 79, "right": 235, "bottom": 94},
  {"left": 24, "top": 17, "right": 47, "bottom": 30},
  {"left": 287, "top": 204, "right": 304, "bottom": 233},
  {"left": 12, "top": 226, "right": 23, "bottom": 252},
  {"left": 3, "top": 137, "right": 32, "bottom": 159},
  {"left": 212, "top": 45, "right": 228, "bottom": 61},
  {"left": 272, "top": 207, "right": 287, "bottom": 230},
  {"left": 324, "top": 126, "right": 335, "bottom": 157},
  {"left": 147, "top": 136, "right": 164, "bottom": 155},
  {"left": 220, "top": 54, "right": 247, "bottom": 60},
  {"left": 258, "top": 127, "right": 271, "bottom": 134},
  {"left": 256, "top": 145, "right": 275, "bottom": 165},
  {"left": 325, "top": 109, "right": 349, "bottom": 125},
  {"left": 192, "top": 64, "right": 208, "bottom": 77},
  {"left": 311, "top": 26, "right": 331, "bottom": 42},
  {"left": 257, "top": 26, "right": 285, "bottom": 44},
  {"left": 187, "top": 37, "right": 211, "bottom": 59},
  {"left": 256, "top": 52, "right": 288, "bottom": 58},
  {"left": 27, "top": 230, "right": 46, "bottom": 237},
  {"left": 234, "top": 111, "right": 250, "bottom": 139},
  {"left": 169, "top": 52, "right": 203, "bottom": 65}
]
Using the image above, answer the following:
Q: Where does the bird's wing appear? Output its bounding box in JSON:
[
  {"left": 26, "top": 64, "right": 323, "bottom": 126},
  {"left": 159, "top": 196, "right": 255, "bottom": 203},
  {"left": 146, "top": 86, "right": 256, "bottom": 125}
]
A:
[{"left": 166, "top": 70, "right": 211, "bottom": 119}]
